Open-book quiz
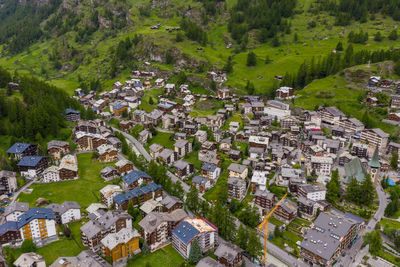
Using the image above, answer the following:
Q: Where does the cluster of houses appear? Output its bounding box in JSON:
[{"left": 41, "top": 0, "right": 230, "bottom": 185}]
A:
[{"left": 3, "top": 66, "right": 400, "bottom": 267}]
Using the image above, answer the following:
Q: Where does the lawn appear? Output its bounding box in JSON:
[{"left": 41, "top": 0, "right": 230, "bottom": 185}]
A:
[
  {"left": 203, "top": 170, "right": 228, "bottom": 202},
  {"left": 184, "top": 150, "right": 202, "bottom": 170},
  {"left": 147, "top": 131, "right": 174, "bottom": 150},
  {"left": 222, "top": 113, "right": 243, "bottom": 131},
  {"left": 268, "top": 216, "right": 285, "bottom": 227},
  {"left": 380, "top": 218, "right": 400, "bottom": 230},
  {"left": 5, "top": 221, "right": 85, "bottom": 265},
  {"left": 139, "top": 88, "right": 164, "bottom": 112},
  {"left": 190, "top": 99, "right": 222, "bottom": 117},
  {"left": 18, "top": 153, "right": 114, "bottom": 208},
  {"left": 127, "top": 244, "right": 186, "bottom": 267}
]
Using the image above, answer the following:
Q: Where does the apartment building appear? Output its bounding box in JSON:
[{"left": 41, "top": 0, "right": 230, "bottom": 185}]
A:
[{"left": 17, "top": 208, "right": 57, "bottom": 243}]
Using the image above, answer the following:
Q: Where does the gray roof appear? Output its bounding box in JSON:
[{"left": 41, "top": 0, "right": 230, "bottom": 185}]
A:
[
  {"left": 4, "top": 202, "right": 29, "bottom": 216},
  {"left": 174, "top": 160, "right": 190, "bottom": 170},
  {"left": 227, "top": 177, "right": 246, "bottom": 187},
  {"left": 324, "top": 106, "right": 345, "bottom": 117},
  {"left": 300, "top": 212, "right": 359, "bottom": 261},
  {"left": 214, "top": 242, "right": 243, "bottom": 262},
  {"left": 139, "top": 209, "right": 187, "bottom": 234},
  {"left": 81, "top": 210, "right": 131, "bottom": 239},
  {"left": 370, "top": 128, "right": 390, "bottom": 138},
  {"left": 47, "top": 201, "right": 80, "bottom": 215},
  {"left": 299, "top": 184, "right": 326, "bottom": 194},
  {"left": 227, "top": 163, "right": 247, "bottom": 174},
  {"left": 47, "top": 140, "right": 69, "bottom": 149},
  {"left": 160, "top": 195, "right": 182, "bottom": 209},
  {"left": 254, "top": 189, "right": 275, "bottom": 200},
  {"left": 280, "top": 199, "right": 298, "bottom": 214},
  {"left": 196, "top": 256, "right": 223, "bottom": 267},
  {"left": 192, "top": 176, "right": 209, "bottom": 186},
  {"left": 76, "top": 250, "right": 112, "bottom": 267}
]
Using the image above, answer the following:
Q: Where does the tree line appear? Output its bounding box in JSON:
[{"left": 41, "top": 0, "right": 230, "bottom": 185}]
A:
[
  {"left": 0, "top": 67, "right": 88, "bottom": 142},
  {"left": 180, "top": 18, "right": 208, "bottom": 45},
  {"left": 228, "top": 0, "right": 296, "bottom": 46},
  {"left": 281, "top": 44, "right": 400, "bottom": 90},
  {"left": 317, "top": 0, "right": 400, "bottom": 25}
]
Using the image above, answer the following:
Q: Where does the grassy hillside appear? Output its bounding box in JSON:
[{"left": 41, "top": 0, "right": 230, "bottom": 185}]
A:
[{"left": 0, "top": 0, "right": 399, "bottom": 95}]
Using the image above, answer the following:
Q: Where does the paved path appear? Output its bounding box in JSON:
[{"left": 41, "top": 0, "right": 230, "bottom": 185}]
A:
[
  {"left": 12, "top": 180, "right": 35, "bottom": 204},
  {"left": 112, "top": 127, "right": 193, "bottom": 195}
]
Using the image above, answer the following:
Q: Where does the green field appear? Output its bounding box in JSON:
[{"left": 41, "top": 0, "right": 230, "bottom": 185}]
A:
[
  {"left": 147, "top": 131, "right": 175, "bottom": 150},
  {"left": 127, "top": 244, "right": 187, "bottom": 267},
  {"left": 203, "top": 170, "right": 228, "bottom": 202},
  {"left": 5, "top": 221, "right": 85, "bottom": 265},
  {"left": 18, "top": 153, "right": 114, "bottom": 208}
]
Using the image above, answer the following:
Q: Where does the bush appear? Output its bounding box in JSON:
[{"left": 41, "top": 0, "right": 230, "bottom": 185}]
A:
[{"left": 21, "top": 239, "right": 37, "bottom": 253}]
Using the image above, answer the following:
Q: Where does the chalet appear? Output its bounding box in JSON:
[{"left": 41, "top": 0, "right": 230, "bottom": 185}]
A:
[
  {"left": 47, "top": 140, "right": 70, "bottom": 160},
  {"left": 219, "top": 138, "right": 231, "bottom": 152},
  {"left": 0, "top": 221, "right": 21, "bottom": 245},
  {"left": 192, "top": 176, "right": 211, "bottom": 193},
  {"left": 41, "top": 166, "right": 59, "bottom": 183},
  {"left": 389, "top": 112, "right": 400, "bottom": 121},
  {"left": 120, "top": 120, "right": 134, "bottom": 130},
  {"left": 100, "top": 166, "right": 121, "bottom": 181},
  {"left": 46, "top": 201, "right": 81, "bottom": 225},
  {"left": 159, "top": 149, "right": 177, "bottom": 165},
  {"left": 202, "top": 141, "right": 217, "bottom": 151},
  {"left": 227, "top": 163, "right": 248, "bottom": 179},
  {"left": 229, "top": 122, "right": 240, "bottom": 132},
  {"left": 140, "top": 199, "right": 163, "bottom": 217},
  {"left": 58, "top": 154, "right": 78, "bottom": 180},
  {"left": 100, "top": 228, "right": 140, "bottom": 263},
  {"left": 227, "top": 178, "right": 246, "bottom": 200},
  {"left": 201, "top": 163, "right": 221, "bottom": 183},
  {"left": 366, "top": 96, "right": 378, "bottom": 106},
  {"left": 229, "top": 150, "right": 242, "bottom": 161},
  {"left": 65, "top": 108, "right": 81, "bottom": 122},
  {"left": 165, "top": 84, "right": 176, "bottom": 94},
  {"left": 216, "top": 88, "right": 230, "bottom": 99},
  {"left": 115, "top": 159, "right": 134, "bottom": 174},
  {"left": 250, "top": 171, "right": 268, "bottom": 193},
  {"left": 155, "top": 78, "right": 165, "bottom": 87},
  {"left": 75, "top": 132, "right": 106, "bottom": 151},
  {"left": 298, "top": 197, "right": 317, "bottom": 219},
  {"left": 275, "top": 86, "right": 294, "bottom": 99},
  {"left": 100, "top": 185, "right": 123, "bottom": 207},
  {"left": 0, "top": 171, "right": 17, "bottom": 195},
  {"left": 249, "top": 136, "right": 269, "bottom": 150},
  {"left": 174, "top": 139, "right": 192, "bottom": 158},
  {"left": 199, "top": 150, "right": 221, "bottom": 166},
  {"left": 195, "top": 130, "right": 208, "bottom": 143},
  {"left": 112, "top": 104, "right": 128, "bottom": 117},
  {"left": 146, "top": 109, "right": 163, "bottom": 126},
  {"left": 174, "top": 160, "right": 194, "bottom": 178},
  {"left": 391, "top": 95, "right": 400, "bottom": 109},
  {"left": 274, "top": 199, "right": 297, "bottom": 222},
  {"left": 18, "top": 156, "right": 49, "bottom": 178},
  {"left": 149, "top": 144, "right": 164, "bottom": 159},
  {"left": 80, "top": 210, "right": 133, "bottom": 252},
  {"left": 7, "top": 143, "right": 37, "bottom": 160},
  {"left": 163, "top": 114, "right": 176, "bottom": 129},
  {"left": 184, "top": 124, "right": 197, "bottom": 135},
  {"left": 160, "top": 195, "right": 183, "bottom": 213},
  {"left": 96, "top": 144, "right": 118, "bottom": 162},
  {"left": 122, "top": 170, "right": 153, "bottom": 190},
  {"left": 281, "top": 116, "right": 298, "bottom": 129},
  {"left": 310, "top": 156, "right": 333, "bottom": 176},
  {"left": 4, "top": 202, "right": 29, "bottom": 222},
  {"left": 139, "top": 209, "right": 187, "bottom": 251},
  {"left": 215, "top": 243, "right": 243, "bottom": 267},
  {"left": 254, "top": 190, "right": 276, "bottom": 210},
  {"left": 113, "top": 183, "right": 163, "bottom": 209}
]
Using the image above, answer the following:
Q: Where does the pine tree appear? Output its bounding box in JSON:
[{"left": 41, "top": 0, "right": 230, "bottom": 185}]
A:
[
  {"left": 363, "top": 231, "right": 382, "bottom": 255},
  {"left": 360, "top": 174, "right": 374, "bottom": 205},
  {"left": 246, "top": 230, "right": 263, "bottom": 259},
  {"left": 327, "top": 169, "right": 341, "bottom": 202},
  {"left": 346, "top": 178, "right": 360, "bottom": 204},
  {"left": 391, "top": 151, "right": 398, "bottom": 170},
  {"left": 235, "top": 225, "right": 249, "bottom": 249},
  {"left": 186, "top": 186, "right": 199, "bottom": 212},
  {"left": 374, "top": 31, "right": 383, "bottom": 42},
  {"left": 389, "top": 29, "right": 398, "bottom": 41},
  {"left": 336, "top": 41, "right": 343, "bottom": 51},
  {"left": 189, "top": 239, "right": 203, "bottom": 264},
  {"left": 247, "top": 51, "right": 257, "bottom": 67}
]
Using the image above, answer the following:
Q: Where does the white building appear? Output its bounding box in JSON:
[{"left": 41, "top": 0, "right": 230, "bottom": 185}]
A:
[
  {"left": 298, "top": 184, "right": 326, "bottom": 201},
  {"left": 47, "top": 201, "right": 81, "bottom": 225},
  {"left": 42, "top": 166, "right": 60, "bottom": 183},
  {"left": 310, "top": 156, "right": 333, "bottom": 176},
  {"left": 17, "top": 208, "right": 57, "bottom": 242},
  {"left": 100, "top": 185, "right": 123, "bottom": 207},
  {"left": 4, "top": 202, "right": 29, "bottom": 222}
]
